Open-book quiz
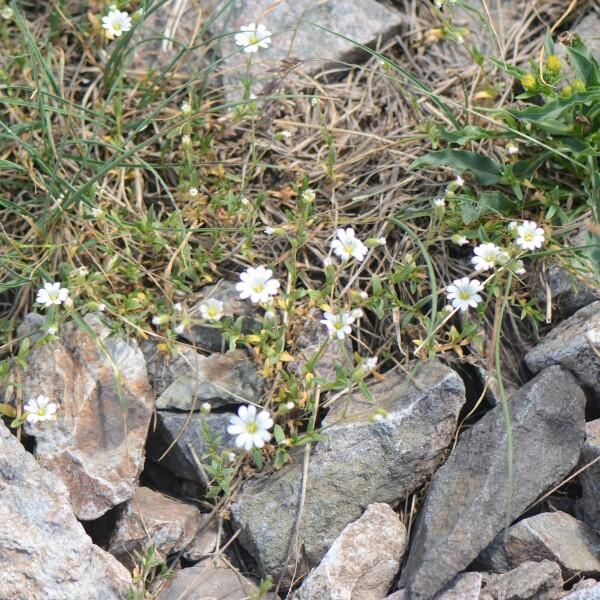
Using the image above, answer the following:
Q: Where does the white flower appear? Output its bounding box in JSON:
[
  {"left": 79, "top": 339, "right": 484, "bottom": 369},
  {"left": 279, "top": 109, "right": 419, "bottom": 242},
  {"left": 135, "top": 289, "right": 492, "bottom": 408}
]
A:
[
  {"left": 1, "top": 6, "right": 14, "bottom": 19},
  {"left": 455, "top": 175, "right": 464, "bottom": 187},
  {"left": 173, "top": 302, "right": 183, "bottom": 312},
  {"left": 23, "top": 395, "right": 58, "bottom": 424},
  {"left": 323, "top": 257, "right": 333, "bottom": 268},
  {"left": 281, "top": 130, "right": 292, "bottom": 139},
  {"left": 102, "top": 8, "right": 132, "bottom": 39},
  {"left": 446, "top": 277, "right": 484, "bottom": 312},
  {"left": 199, "top": 298, "right": 224, "bottom": 321},
  {"left": 201, "top": 402, "right": 212, "bottom": 413},
  {"left": 364, "top": 356, "right": 378, "bottom": 371},
  {"left": 351, "top": 308, "right": 364, "bottom": 320},
  {"left": 91, "top": 207, "right": 104, "bottom": 218},
  {"left": 36, "top": 282, "right": 70, "bottom": 308},
  {"left": 98, "top": 303, "right": 106, "bottom": 312},
  {"left": 310, "top": 97, "right": 319, "bottom": 106},
  {"left": 240, "top": 196, "right": 250, "bottom": 205},
  {"left": 433, "top": 197, "right": 445, "bottom": 208},
  {"left": 516, "top": 221, "right": 545, "bottom": 251},
  {"left": 331, "top": 227, "right": 368, "bottom": 262},
  {"left": 227, "top": 405, "right": 273, "bottom": 451},
  {"left": 377, "top": 237, "right": 387, "bottom": 246},
  {"left": 507, "top": 142, "right": 519, "bottom": 155},
  {"left": 175, "top": 323, "right": 186, "bottom": 334},
  {"left": 285, "top": 401, "right": 295, "bottom": 410},
  {"left": 234, "top": 23, "right": 272, "bottom": 53},
  {"left": 181, "top": 101, "right": 191, "bottom": 114},
  {"left": 182, "top": 134, "right": 192, "bottom": 146},
  {"left": 264, "top": 226, "right": 274, "bottom": 235},
  {"left": 471, "top": 243, "right": 502, "bottom": 272},
  {"left": 226, "top": 451, "right": 236, "bottom": 462},
  {"left": 236, "top": 266, "right": 280, "bottom": 304},
  {"left": 508, "top": 221, "right": 519, "bottom": 232},
  {"left": 359, "top": 291, "right": 369, "bottom": 300},
  {"left": 47, "top": 325, "right": 58, "bottom": 336},
  {"left": 189, "top": 187, "right": 198, "bottom": 197},
  {"left": 373, "top": 413, "right": 386, "bottom": 423},
  {"left": 264, "top": 308, "right": 276, "bottom": 320},
  {"left": 454, "top": 235, "right": 469, "bottom": 246},
  {"left": 320, "top": 311, "right": 355, "bottom": 340},
  {"left": 515, "top": 260, "right": 526, "bottom": 275},
  {"left": 302, "top": 188, "right": 316, "bottom": 203},
  {"left": 77, "top": 266, "right": 88, "bottom": 277},
  {"left": 152, "top": 314, "right": 169, "bottom": 326}
]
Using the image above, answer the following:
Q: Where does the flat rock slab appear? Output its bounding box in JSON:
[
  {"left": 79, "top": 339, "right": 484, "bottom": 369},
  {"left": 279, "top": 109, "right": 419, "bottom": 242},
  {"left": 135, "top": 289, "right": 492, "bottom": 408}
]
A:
[
  {"left": 399, "top": 366, "right": 586, "bottom": 600},
  {"left": 154, "top": 348, "right": 264, "bottom": 411},
  {"left": 156, "top": 557, "right": 258, "bottom": 600},
  {"left": 0, "top": 422, "right": 131, "bottom": 600},
  {"left": 210, "top": 0, "right": 403, "bottom": 97},
  {"left": 480, "top": 560, "right": 563, "bottom": 600},
  {"left": 478, "top": 512, "right": 600, "bottom": 580},
  {"left": 231, "top": 361, "right": 466, "bottom": 584},
  {"left": 19, "top": 313, "right": 154, "bottom": 520},
  {"left": 293, "top": 503, "right": 407, "bottom": 600},
  {"left": 525, "top": 302, "right": 600, "bottom": 404},
  {"left": 108, "top": 487, "right": 202, "bottom": 567},
  {"left": 147, "top": 411, "right": 237, "bottom": 484},
  {"left": 563, "top": 582, "right": 600, "bottom": 599},
  {"left": 577, "top": 420, "right": 600, "bottom": 529}
]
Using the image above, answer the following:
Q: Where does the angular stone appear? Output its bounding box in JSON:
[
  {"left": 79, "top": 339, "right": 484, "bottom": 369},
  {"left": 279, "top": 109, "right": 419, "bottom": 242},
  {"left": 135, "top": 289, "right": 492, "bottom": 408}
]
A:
[
  {"left": 480, "top": 560, "right": 563, "bottom": 600},
  {"left": 573, "top": 12, "right": 600, "bottom": 59},
  {"left": 0, "top": 421, "right": 131, "bottom": 600},
  {"left": 533, "top": 264, "right": 597, "bottom": 319},
  {"left": 399, "top": 366, "right": 586, "bottom": 600},
  {"left": 390, "top": 573, "right": 483, "bottom": 600},
  {"left": 525, "top": 302, "right": 600, "bottom": 402},
  {"left": 108, "top": 487, "right": 202, "bottom": 568},
  {"left": 147, "top": 411, "right": 236, "bottom": 484},
  {"left": 153, "top": 348, "right": 264, "bottom": 411},
  {"left": 210, "top": 0, "right": 403, "bottom": 98},
  {"left": 564, "top": 580, "right": 600, "bottom": 598},
  {"left": 576, "top": 420, "right": 600, "bottom": 529},
  {"left": 183, "top": 514, "right": 219, "bottom": 562},
  {"left": 20, "top": 313, "right": 154, "bottom": 520},
  {"left": 478, "top": 512, "right": 600, "bottom": 580},
  {"left": 182, "top": 280, "right": 262, "bottom": 352},
  {"left": 157, "top": 557, "right": 257, "bottom": 600},
  {"left": 231, "top": 361, "right": 466, "bottom": 584},
  {"left": 293, "top": 503, "right": 407, "bottom": 600}
]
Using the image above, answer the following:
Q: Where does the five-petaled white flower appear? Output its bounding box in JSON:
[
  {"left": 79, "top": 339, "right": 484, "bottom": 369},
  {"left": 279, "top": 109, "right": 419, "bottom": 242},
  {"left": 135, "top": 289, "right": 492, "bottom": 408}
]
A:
[
  {"left": 234, "top": 23, "right": 272, "bottom": 53},
  {"left": 236, "top": 266, "right": 280, "bottom": 304},
  {"left": 102, "top": 8, "right": 132, "bottom": 39},
  {"left": 516, "top": 221, "right": 545, "bottom": 251},
  {"left": 433, "top": 197, "right": 445, "bottom": 208},
  {"left": 23, "top": 395, "right": 58, "bottom": 424},
  {"left": 227, "top": 405, "right": 273, "bottom": 451},
  {"left": 199, "top": 298, "right": 224, "bottom": 321},
  {"left": 331, "top": 228, "right": 368, "bottom": 262},
  {"left": 320, "top": 311, "right": 355, "bottom": 340},
  {"left": 36, "top": 282, "right": 70, "bottom": 308},
  {"left": 471, "top": 243, "right": 502, "bottom": 272},
  {"left": 446, "top": 277, "right": 484, "bottom": 312}
]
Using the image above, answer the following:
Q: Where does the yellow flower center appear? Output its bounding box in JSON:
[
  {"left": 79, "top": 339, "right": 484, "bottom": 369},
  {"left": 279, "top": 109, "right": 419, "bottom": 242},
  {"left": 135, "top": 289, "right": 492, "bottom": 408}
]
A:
[
  {"left": 252, "top": 282, "right": 265, "bottom": 293},
  {"left": 523, "top": 231, "right": 534, "bottom": 241},
  {"left": 246, "top": 422, "right": 257, "bottom": 433}
]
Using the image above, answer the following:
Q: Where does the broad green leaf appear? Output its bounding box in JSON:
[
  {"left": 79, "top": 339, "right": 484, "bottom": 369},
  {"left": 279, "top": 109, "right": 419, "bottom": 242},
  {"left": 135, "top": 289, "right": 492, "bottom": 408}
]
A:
[
  {"left": 411, "top": 149, "right": 503, "bottom": 185},
  {"left": 567, "top": 37, "right": 600, "bottom": 87},
  {"left": 438, "top": 125, "right": 502, "bottom": 145}
]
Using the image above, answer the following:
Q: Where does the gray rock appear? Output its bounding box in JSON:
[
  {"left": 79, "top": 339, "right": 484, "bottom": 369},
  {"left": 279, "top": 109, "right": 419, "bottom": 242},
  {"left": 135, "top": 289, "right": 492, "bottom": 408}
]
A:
[
  {"left": 108, "top": 487, "right": 202, "bottom": 568},
  {"left": 478, "top": 512, "right": 600, "bottom": 580},
  {"left": 209, "top": 0, "right": 403, "bottom": 98},
  {"left": 390, "top": 573, "right": 483, "bottom": 600},
  {"left": 154, "top": 348, "right": 264, "bottom": 411},
  {"left": 480, "top": 560, "right": 563, "bottom": 600},
  {"left": 573, "top": 11, "right": 600, "bottom": 59},
  {"left": 183, "top": 513, "right": 219, "bottom": 562},
  {"left": 156, "top": 557, "right": 258, "bottom": 600},
  {"left": 147, "top": 411, "right": 236, "bottom": 484},
  {"left": 399, "top": 366, "right": 586, "bottom": 600},
  {"left": 0, "top": 421, "right": 132, "bottom": 600},
  {"left": 182, "top": 280, "right": 261, "bottom": 352},
  {"left": 525, "top": 302, "right": 600, "bottom": 403},
  {"left": 20, "top": 312, "right": 154, "bottom": 520},
  {"left": 293, "top": 503, "right": 407, "bottom": 600},
  {"left": 563, "top": 582, "right": 600, "bottom": 599},
  {"left": 577, "top": 420, "right": 600, "bottom": 529},
  {"left": 231, "top": 361, "right": 466, "bottom": 584},
  {"left": 533, "top": 264, "right": 597, "bottom": 318}
]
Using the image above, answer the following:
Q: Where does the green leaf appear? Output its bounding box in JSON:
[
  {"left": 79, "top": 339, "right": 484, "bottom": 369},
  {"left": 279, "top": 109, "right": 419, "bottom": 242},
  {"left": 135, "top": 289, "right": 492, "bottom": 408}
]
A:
[
  {"left": 411, "top": 150, "right": 503, "bottom": 185},
  {"left": 0, "top": 404, "right": 17, "bottom": 418},
  {"left": 567, "top": 37, "right": 600, "bottom": 87},
  {"left": 437, "top": 125, "right": 501, "bottom": 145},
  {"left": 273, "top": 424, "right": 285, "bottom": 445}
]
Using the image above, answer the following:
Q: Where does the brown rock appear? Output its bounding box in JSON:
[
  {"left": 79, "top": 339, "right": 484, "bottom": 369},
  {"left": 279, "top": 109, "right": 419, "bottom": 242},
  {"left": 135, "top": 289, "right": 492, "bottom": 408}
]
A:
[
  {"left": 478, "top": 512, "right": 600, "bottom": 580},
  {"left": 0, "top": 421, "right": 131, "bottom": 600},
  {"left": 108, "top": 487, "right": 202, "bottom": 567},
  {"left": 20, "top": 313, "right": 154, "bottom": 520},
  {"left": 293, "top": 503, "right": 407, "bottom": 600},
  {"left": 480, "top": 560, "right": 563, "bottom": 600}
]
